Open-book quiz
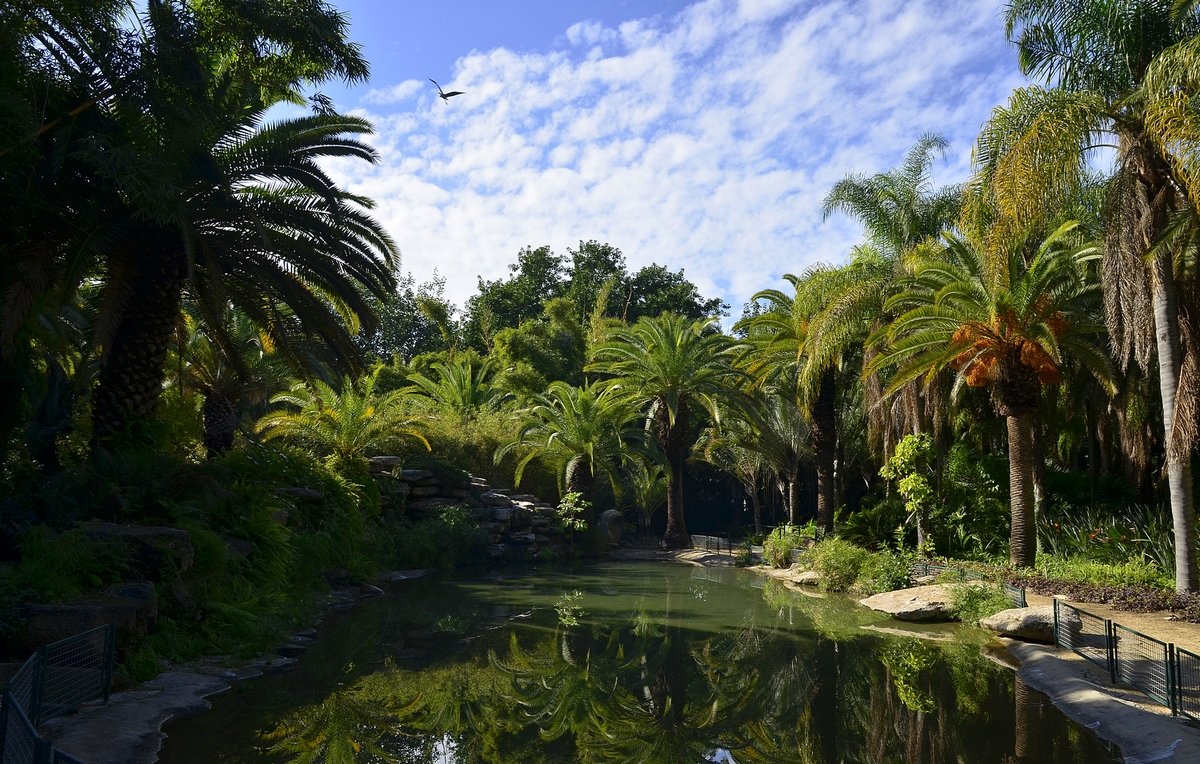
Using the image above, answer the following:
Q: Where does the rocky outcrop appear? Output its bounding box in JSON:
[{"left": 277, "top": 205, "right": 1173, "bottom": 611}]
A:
[
  {"left": 979, "top": 605, "right": 1064, "bottom": 644},
  {"left": 368, "top": 463, "right": 572, "bottom": 561},
  {"left": 79, "top": 522, "right": 194, "bottom": 576},
  {"left": 859, "top": 584, "right": 972, "bottom": 622},
  {"left": 21, "top": 583, "right": 158, "bottom": 651}
]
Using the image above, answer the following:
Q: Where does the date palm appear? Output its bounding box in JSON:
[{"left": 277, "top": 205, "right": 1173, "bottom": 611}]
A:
[
  {"left": 495, "top": 381, "right": 635, "bottom": 518},
  {"left": 406, "top": 355, "right": 511, "bottom": 418},
  {"left": 589, "top": 314, "right": 746, "bottom": 549},
  {"left": 979, "top": 0, "right": 1200, "bottom": 589},
  {"left": 876, "top": 222, "right": 1112, "bottom": 566}
]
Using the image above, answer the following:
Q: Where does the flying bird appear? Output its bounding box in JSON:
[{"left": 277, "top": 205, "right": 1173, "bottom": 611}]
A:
[{"left": 429, "top": 78, "right": 464, "bottom": 103}]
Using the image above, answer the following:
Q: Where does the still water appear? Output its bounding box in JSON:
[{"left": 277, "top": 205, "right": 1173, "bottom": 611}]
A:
[{"left": 159, "top": 561, "right": 1118, "bottom": 763}]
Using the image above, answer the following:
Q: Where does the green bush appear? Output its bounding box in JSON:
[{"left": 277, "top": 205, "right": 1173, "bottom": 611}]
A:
[
  {"left": 809, "top": 537, "right": 870, "bottom": 592},
  {"left": 763, "top": 524, "right": 814, "bottom": 568},
  {"left": 950, "top": 583, "right": 1013, "bottom": 625},
  {"left": 856, "top": 550, "right": 912, "bottom": 595},
  {"left": 1033, "top": 555, "right": 1172, "bottom": 590}
]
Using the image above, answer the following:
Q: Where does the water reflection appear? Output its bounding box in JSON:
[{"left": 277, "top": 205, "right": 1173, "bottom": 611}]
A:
[{"left": 160, "top": 563, "right": 1118, "bottom": 764}]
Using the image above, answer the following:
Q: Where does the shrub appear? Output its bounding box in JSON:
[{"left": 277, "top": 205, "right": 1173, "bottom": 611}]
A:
[
  {"left": 1032, "top": 555, "right": 1171, "bottom": 590},
  {"left": 856, "top": 550, "right": 912, "bottom": 595},
  {"left": 763, "top": 524, "right": 814, "bottom": 568},
  {"left": 809, "top": 537, "right": 870, "bottom": 592},
  {"left": 950, "top": 583, "right": 1013, "bottom": 624}
]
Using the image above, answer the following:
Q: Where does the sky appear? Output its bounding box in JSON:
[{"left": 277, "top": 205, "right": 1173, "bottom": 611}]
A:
[{"left": 307, "top": 0, "right": 1030, "bottom": 318}]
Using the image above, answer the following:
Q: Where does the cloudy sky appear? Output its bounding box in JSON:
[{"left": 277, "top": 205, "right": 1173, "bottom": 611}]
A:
[{"left": 314, "top": 0, "right": 1029, "bottom": 317}]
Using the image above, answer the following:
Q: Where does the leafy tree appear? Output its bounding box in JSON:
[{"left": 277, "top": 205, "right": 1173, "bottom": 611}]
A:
[
  {"left": 876, "top": 223, "right": 1112, "bottom": 566},
  {"left": 589, "top": 313, "right": 745, "bottom": 549},
  {"left": 356, "top": 273, "right": 453, "bottom": 363},
  {"left": 491, "top": 297, "right": 587, "bottom": 399},
  {"left": 463, "top": 246, "right": 567, "bottom": 348}
]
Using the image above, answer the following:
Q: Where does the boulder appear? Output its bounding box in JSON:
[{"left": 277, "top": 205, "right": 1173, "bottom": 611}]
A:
[
  {"left": 401, "top": 468, "right": 433, "bottom": 482},
  {"left": 79, "top": 522, "right": 194, "bottom": 575},
  {"left": 24, "top": 582, "right": 158, "bottom": 648},
  {"left": 409, "top": 485, "right": 442, "bottom": 497},
  {"left": 858, "top": 584, "right": 970, "bottom": 622},
  {"left": 599, "top": 509, "right": 623, "bottom": 545},
  {"left": 480, "top": 492, "right": 514, "bottom": 507},
  {"left": 789, "top": 570, "right": 821, "bottom": 587},
  {"left": 979, "top": 605, "right": 1059, "bottom": 643},
  {"left": 368, "top": 456, "right": 405, "bottom": 471}
]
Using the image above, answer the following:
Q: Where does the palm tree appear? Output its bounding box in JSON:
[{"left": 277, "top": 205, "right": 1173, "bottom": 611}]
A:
[
  {"left": 406, "top": 355, "right": 512, "bottom": 419},
  {"left": 255, "top": 366, "right": 429, "bottom": 477},
  {"left": 589, "top": 314, "right": 746, "bottom": 549},
  {"left": 815, "top": 135, "right": 963, "bottom": 453},
  {"left": 625, "top": 456, "right": 669, "bottom": 537},
  {"left": 495, "top": 381, "right": 635, "bottom": 520},
  {"left": 978, "top": 0, "right": 1200, "bottom": 590},
  {"left": 876, "top": 223, "right": 1113, "bottom": 566},
  {"left": 738, "top": 276, "right": 837, "bottom": 530},
  {"left": 17, "top": 1, "right": 396, "bottom": 453}
]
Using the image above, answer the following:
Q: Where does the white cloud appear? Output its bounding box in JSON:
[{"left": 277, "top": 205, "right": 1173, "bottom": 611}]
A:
[{"left": 332, "top": 0, "right": 1027, "bottom": 320}]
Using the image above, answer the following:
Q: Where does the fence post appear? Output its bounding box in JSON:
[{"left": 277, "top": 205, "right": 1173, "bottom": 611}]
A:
[
  {"left": 1168, "top": 644, "right": 1179, "bottom": 716},
  {"left": 102, "top": 624, "right": 117, "bottom": 705},
  {"left": 1052, "top": 598, "right": 1059, "bottom": 645},
  {"left": 1106, "top": 620, "right": 1118, "bottom": 685},
  {"left": 30, "top": 644, "right": 47, "bottom": 726},
  {"left": 0, "top": 692, "right": 9, "bottom": 758}
]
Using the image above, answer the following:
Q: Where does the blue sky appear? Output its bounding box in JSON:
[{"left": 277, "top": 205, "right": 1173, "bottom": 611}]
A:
[{"left": 312, "top": 0, "right": 1028, "bottom": 316}]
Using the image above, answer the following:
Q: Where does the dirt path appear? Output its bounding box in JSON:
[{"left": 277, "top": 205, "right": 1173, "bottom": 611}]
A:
[{"left": 1025, "top": 592, "right": 1200, "bottom": 655}]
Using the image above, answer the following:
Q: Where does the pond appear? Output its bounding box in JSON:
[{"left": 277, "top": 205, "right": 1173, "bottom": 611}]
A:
[{"left": 158, "top": 561, "right": 1119, "bottom": 763}]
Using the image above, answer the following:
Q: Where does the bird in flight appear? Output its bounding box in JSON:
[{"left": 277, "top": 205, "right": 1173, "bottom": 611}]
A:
[{"left": 430, "top": 79, "right": 464, "bottom": 103}]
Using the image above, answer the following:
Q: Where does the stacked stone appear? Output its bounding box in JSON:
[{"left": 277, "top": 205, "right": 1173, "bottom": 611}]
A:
[{"left": 367, "top": 458, "right": 568, "bottom": 561}]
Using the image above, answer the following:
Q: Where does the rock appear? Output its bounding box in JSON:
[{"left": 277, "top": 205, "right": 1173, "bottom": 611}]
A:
[
  {"left": 274, "top": 487, "right": 324, "bottom": 502},
  {"left": 406, "top": 497, "right": 461, "bottom": 513},
  {"left": 600, "top": 509, "right": 623, "bottom": 544},
  {"left": 79, "top": 522, "right": 194, "bottom": 575},
  {"left": 401, "top": 468, "right": 433, "bottom": 482},
  {"left": 324, "top": 568, "right": 353, "bottom": 586},
  {"left": 445, "top": 488, "right": 471, "bottom": 498},
  {"left": 858, "top": 584, "right": 974, "bottom": 622},
  {"left": 23, "top": 582, "right": 159, "bottom": 649},
  {"left": 276, "top": 643, "right": 306, "bottom": 657},
  {"left": 368, "top": 456, "right": 405, "bottom": 470},
  {"left": 790, "top": 570, "right": 821, "bottom": 586},
  {"left": 224, "top": 537, "right": 253, "bottom": 559},
  {"left": 409, "top": 485, "right": 441, "bottom": 497},
  {"left": 979, "top": 605, "right": 1059, "bottom": 643},
  {"left": 492, "top": 507, "right": 514, "bottom": 523},
  {"left": 481, "top": 491, "right": 514, "bottom": 507},
  {"left": 358, "top": 583, "right": 385, "bottom": 599}
]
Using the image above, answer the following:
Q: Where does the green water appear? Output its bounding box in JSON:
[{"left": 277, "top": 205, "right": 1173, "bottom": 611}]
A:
[{"left": 158, "top": 561, "right": 1119, "bottom": 763}]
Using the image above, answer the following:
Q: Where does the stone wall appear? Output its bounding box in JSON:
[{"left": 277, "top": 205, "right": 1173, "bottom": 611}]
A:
[{"left": 368, "top": 457, "right": 571, "bottom": 561}]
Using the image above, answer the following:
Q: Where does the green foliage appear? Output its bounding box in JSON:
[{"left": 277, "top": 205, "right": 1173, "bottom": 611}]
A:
[
  {"left": 807, "top": 537, "right": 871, "bottom": 592},
  {"left": 762, "top": 524, "right": 814, "bottom": 568},
  {"left": 1039, "top": 503, "right": 1175, "bottom": 572},
  {"left": 856, "top": 550, "right": 913, "bottom": 595},
  {"left": 387, "top": 507, "right": 490, "bottom": 570},
  {"left": 949, "top": 583, "right": 1013, "bottom": 625},
  {"left": 0, "top": 526, "right": 128, "bottom": 602},
  {"left": 1032, "top": 555, "right": 1172, "bottom": 590},
  {"left": 556, "top": 492, "right": 590, "bottom": 533}
]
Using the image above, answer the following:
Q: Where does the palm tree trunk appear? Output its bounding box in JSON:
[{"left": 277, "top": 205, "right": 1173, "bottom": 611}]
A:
[
  {"left": 786, "top": 478, "right": 797, "bottom": 525},
  {"left": 812, "top": 366, "right": 838, "bottom": 533},
  {"left": 202, "top": 392, "right": 238, "bottom": 458},
  {"left": 1007, "top": 413, "right": 1036, "bottom": 567},
  {"left": 92, "top": 242, "right": 187, "bottom": 452},
  {"left": 1152, "top": 256, "right": 1199, "bottom": 592},
  {"left": 750, "top": 488, "right": 762, "bottom": 536},
  {"left": 565, "top": 455, "right": 597, "bottom": 525},
  {"left": 660, "top": 400, "right": 691, "bottom": 550}
]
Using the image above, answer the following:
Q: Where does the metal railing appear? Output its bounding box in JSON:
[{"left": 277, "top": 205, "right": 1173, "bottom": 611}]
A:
[
  {"left": 907, "top": 561, "right": 1027, "bottom": 608},
  {"left": 689, "top": 534, "right": 738, "bottom": 556},
  {"left": 1053, "top": 600, "right": 1199, "bottom": 720},
  {"left": 0, "top": 625, "right": 114, "bottom": 764}
]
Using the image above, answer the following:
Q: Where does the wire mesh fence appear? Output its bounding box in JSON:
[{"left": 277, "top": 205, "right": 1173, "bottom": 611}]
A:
[
  {"left": 906, "top": 561, "right": 1027, "bottom": 608},
  {"left": 0, "top": 625, "right": 113, "bottom": 764},
  {"left": 1112, "top": 623, "right": 1175, "bottom": 709},
  {"left": 1177, "top": 646, "right": 1200, "bottom": 723},
  {"left": 690, "top": 534, "right": 737, "bottom": 556},
  {"left": 36, "top": 627, "right": 115, "bottom": 725},
  {"left": 1053, "top": 600, "right": 1113, "bottom": 676}
]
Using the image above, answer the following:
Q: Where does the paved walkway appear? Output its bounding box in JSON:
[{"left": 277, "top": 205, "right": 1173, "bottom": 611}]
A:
[{"left": 1024, "top": 591, "right": 1200, "bottom": 655}]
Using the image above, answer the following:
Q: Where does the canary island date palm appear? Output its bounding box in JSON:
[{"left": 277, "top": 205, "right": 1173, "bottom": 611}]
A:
[
  {"left": 979, "top": 0, "right": 1200, "bottom": 589},
  {"left": 588, "top": 314, "right": 746, "bottom": 550},
  {"left": 255, "top": 366, "right": 429, "bottom": 479},
  {"left": 876, "top": 222, "right": 1113, "bottom": 567},
  {"left": 26, "top": 1, "right": 397, "bottom": 452},
  {"left": 406, "top": 355, "right": 512, "bottom": 419},
  {"left": 495, "top": 381, "right": 636, "bottom": 522}
]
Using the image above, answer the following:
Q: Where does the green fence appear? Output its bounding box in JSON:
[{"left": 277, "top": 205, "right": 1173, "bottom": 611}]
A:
[
  {"left": 690, "top": 534, "right": 737, "bottom": 556},
  {"left": 0, "top": 625, "right": 114, "bottom": 764},
  {"left": 907, "top": 561, "right": 1028, "bottom": 608},
  {"left": 1053, "top": 600, "right": 1199, "bottom": 720}
]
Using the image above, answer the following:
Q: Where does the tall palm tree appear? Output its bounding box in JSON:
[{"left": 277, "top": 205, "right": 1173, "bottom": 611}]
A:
[
  {"left": 16, "top": 1, "right": 396, "bottom": 452},
  {"left": 495, "top": 381, "right": 635, "bottom": 519},
  {"left": 979, "top": 0, "right": 1200, "bottom": 590},
  {"left": 876, "top": 223, "right": 1112, "bottom": 566},
  {"left": 815, "top": 135, "right": 963, "bottom": 453},
  {"left": 738, "top": 276, "right": 836, "bottom": 531},
  {"left": 589, "top": 314, "right": 745, "bottom": 549}
]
